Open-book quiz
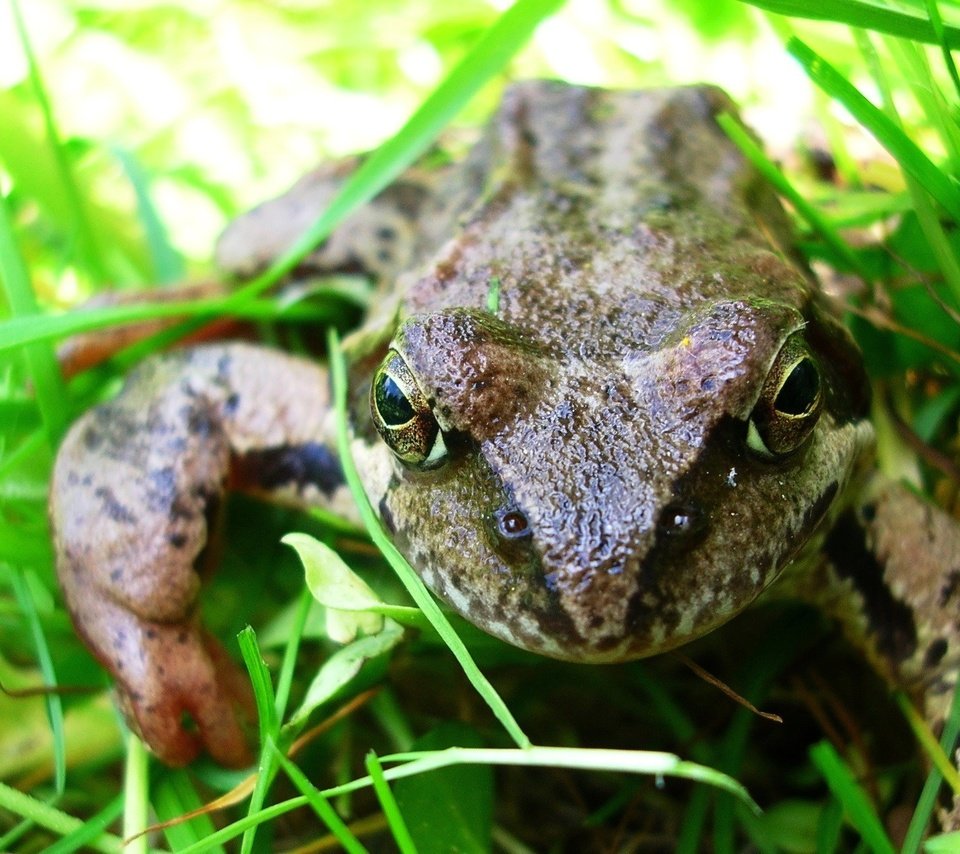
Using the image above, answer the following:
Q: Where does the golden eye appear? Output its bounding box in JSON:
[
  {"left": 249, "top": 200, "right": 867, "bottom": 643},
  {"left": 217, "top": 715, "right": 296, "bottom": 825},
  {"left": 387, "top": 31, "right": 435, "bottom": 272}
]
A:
[
  {"left": 370, "top": 350, "right": 447, "bottom": 467},
  {"left": 747, "top": 332, "right": 823, "bottom": 458}
]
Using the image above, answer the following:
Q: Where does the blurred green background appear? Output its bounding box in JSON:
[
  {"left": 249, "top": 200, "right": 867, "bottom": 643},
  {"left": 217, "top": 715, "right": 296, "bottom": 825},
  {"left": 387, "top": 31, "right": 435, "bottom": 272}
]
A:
[{"left": 0, "top": 0, "right": 879, "bottom": 301}]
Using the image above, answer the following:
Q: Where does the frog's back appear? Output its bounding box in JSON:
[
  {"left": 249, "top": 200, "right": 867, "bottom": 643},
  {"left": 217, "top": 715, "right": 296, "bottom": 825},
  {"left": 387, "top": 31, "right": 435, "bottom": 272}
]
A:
[{"left": 399, "top": 81, "right": 810, "bottom": 358}]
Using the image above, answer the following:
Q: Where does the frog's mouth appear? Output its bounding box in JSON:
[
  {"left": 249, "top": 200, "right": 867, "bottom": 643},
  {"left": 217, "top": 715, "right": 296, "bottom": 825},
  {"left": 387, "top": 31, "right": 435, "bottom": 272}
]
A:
[
  {"left": 461, "top": 347, "right": 870, "bottom": 664},
  {"left": 384, "top": 433, "right": 867, "bottom": 666},
  {"left": 529, "top": 410, "right": 871, "bottom": 665}
]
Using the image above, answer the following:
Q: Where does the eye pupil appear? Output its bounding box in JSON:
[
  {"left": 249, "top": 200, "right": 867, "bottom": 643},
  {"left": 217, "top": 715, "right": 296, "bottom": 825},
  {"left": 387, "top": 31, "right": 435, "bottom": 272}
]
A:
[
  {"left": 375, "top": 373, "right": 415, "bottom": 426},
  {"left": 746, "top": 333, "right": 824, "bottom": 459},
  {"left": 370, "top": 349, "right": 448, "bottom": 468},
  {"left": 775, "top": 358, "right": 820, "bottom": 416}
]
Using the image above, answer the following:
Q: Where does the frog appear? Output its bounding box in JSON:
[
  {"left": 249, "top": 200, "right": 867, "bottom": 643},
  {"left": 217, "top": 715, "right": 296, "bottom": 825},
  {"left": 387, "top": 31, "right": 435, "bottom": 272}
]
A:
[{"left": 49, "top": 81, "right": 960, "bottom": 782}]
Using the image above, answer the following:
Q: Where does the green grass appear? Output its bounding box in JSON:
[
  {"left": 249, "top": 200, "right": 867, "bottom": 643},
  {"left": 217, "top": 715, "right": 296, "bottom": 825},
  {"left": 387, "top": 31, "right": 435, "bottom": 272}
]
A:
[
  {"left": 3, "top": 0, "right": 960, "bottom": 850},
  {"left": 744, "top": 0, "right": 960, "bottom": 46}
]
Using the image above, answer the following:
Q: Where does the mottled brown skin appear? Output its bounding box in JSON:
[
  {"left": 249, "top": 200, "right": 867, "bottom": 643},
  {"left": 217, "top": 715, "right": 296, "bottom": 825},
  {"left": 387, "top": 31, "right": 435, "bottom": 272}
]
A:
[
  {"left": 50, "top": 82, "right": 960, "bottom": 772},
  {"left": 345, "top": 84, "right": 872, "bottom": 662},
  {"left": 52, "top": 346, "right": 336, "bottom": 765}
]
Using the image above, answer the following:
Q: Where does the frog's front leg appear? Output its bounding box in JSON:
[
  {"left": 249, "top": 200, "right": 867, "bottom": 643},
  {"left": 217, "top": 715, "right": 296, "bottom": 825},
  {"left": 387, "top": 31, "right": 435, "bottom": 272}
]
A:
[
  {"left": 807, "top": 477, "right": 960, "bottom": 825},
  {"left": 50, "top": 342, "right": 341, "bottom": 766},
  {"left": 819, "top": 478, "right": 960, "bottom": 725}
]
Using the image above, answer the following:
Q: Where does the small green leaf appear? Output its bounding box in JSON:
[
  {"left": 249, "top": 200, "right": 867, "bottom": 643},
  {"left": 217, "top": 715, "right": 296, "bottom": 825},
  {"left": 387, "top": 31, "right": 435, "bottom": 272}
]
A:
[
  {"left": 284, "top": 533, "right": 383, "bottom": 612},
  {"left": 288, "top": 622, "right": 404, "bottom": 728},
  {"left": 283, "top": 532, "right": 385, "bottom": 642},
  {"left": 393, "top": 724, "right": 493, "bottom": 854},
  {"left": 925, "top": 830, "right": 960, "bottom": 852}
]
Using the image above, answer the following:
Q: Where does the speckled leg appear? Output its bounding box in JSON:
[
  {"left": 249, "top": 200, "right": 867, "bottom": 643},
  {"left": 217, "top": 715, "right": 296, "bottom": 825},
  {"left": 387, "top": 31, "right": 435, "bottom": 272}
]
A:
[
  {"left": 813, "top": 476, "right": 960, "bottom": 827},
  {"left": 58, "top": 158, "right": 439, "bottom": 378},
  {"left": 50, "top": 342, "right": 344, "bottom": 766},
  {"left": 818, "top": 479, "right": 959, "bottom": 722}
]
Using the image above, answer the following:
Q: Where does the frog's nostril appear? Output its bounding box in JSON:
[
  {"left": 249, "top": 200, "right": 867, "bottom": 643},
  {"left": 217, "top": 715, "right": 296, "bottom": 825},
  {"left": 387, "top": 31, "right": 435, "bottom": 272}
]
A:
[
  {"left": 497, "top": 508, "right": 531, "bottom": 539},
  {"left": 657, "top": 501, "right": 706, "bottom": 540}
]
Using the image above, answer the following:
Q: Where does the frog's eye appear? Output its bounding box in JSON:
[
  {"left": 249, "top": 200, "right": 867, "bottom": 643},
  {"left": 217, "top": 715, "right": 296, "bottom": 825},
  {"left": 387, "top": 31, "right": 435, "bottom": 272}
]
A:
[
  {"left": 747, "top": 332, "right": 823, "bottom": 458},
  {"left": 370, "top": 349, "right": 447, "bottom": 467}
]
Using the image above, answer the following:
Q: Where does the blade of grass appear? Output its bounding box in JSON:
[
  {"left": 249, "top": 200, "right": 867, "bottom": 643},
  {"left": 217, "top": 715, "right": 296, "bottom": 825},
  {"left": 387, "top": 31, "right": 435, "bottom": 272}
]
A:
[
  {"left": 271, "top": 744, "right": 367, "bottom": 854},
  {"left": 901, "top": 678, "right": 960, "bottom": 852},
  {"left": 369, "top": 690, "right": 416, "bottom": 753},
  {"left": 816, "top": 798, "right": 845, "bottom": 854},
  {"left": 376, "top": 747, "right": 760, "bottom": 807},
  {"left": 813, "top": 88, "right": 863, "bottom": 189},
  {"left": 716, "top": 113, "right": 870, "bottom": 279},
  {"left": 712, "top": 606, "right": 815, "bottom": 853},
  {"left": 110, "top": 147, "right": 184, "bottom": 284},
  {"left": 8, "top": 566, "right": 65, "bottom": 795},
  {"left": 237, "top": 625, "right": 282, "bottom": 854},
  {"left": 882, "top": 37, "right": 960, "bottom": 170},
  {"left": 927, "top": 830, "right": 960, "bottom": 851},
  {"left": 857, "top": 29, "right": 960, "bottom": 309},
  {"left": 0, "top": 781, "right": 126, "bottom": 853},
  {"left": 328, "top": 326, "right": 529, "bottom": 749},
  {"left": 151, "top": 771, "right": 223, "bottom": 853},
  {"left": 0, "top": 430, "right": 46, "bottom": 479},
  {"left": 809, "top": 741, "right": 895, "bottom": 854},
  {"left": 9, "top": 0, "right": 107, "bottom": 281},
  {"left": 677, "top": 788, "right": 712, "bottom": 854},
  {"left": 739, "top": 0, "right": 960, "bottom": 47},
  {"left": 366, "top": 752, "right": 416, "bottom": 854},
  {"left": 0, "top": 296, "right": 337, "bottom": 352},
  {"left": 1, "top": 0, "right": 565, "bottom": 403},
  {"left": 175, "top": 746, "right": 760, "bottom": 853},
  {"left": 788, "top": 37, "right": 960, "bottom": 224},
  {"left": 924, "top": 0, "right": 960, "bottom": 100},
  {"left": 239, "top": 626, "right": 279, "bottom": 741},
  {"left": 0, "top": 191, "right": 68, "bottom": 441},
  {"left": 0, "top": 819, "right": 35, "bottom": 852},
  {"left": 122, "top": 735, "right": 150, "bottom": 854},
  {"left": 176, "top": 796, "right": 311, "bottom": 854},
  {"left": 273, "top": 585, "right": 313, "bottom": 722}
]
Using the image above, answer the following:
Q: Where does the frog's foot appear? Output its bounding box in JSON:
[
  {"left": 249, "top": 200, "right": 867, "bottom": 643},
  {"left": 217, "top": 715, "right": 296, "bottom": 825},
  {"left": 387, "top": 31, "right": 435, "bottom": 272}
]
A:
[
  {"left": 87, "top": 598, "right": 255, "bottom": 767},
  {"left": 50, "top": 342, "right": 344, "bottom": 764},
  {"left": 119, "top": 624, "right": 257, "bottom": 768}
]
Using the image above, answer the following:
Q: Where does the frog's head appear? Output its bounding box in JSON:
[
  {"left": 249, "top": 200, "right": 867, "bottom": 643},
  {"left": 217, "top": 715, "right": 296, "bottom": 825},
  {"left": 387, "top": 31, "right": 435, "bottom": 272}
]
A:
[{"left": 354, "top": 289, "right": 872, "bottom": 662}]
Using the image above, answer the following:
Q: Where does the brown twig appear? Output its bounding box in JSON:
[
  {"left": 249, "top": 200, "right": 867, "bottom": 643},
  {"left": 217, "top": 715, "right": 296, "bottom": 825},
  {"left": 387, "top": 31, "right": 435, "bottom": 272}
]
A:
[{"left": 671, "top": 652, "right": 783, "bottom": 724}]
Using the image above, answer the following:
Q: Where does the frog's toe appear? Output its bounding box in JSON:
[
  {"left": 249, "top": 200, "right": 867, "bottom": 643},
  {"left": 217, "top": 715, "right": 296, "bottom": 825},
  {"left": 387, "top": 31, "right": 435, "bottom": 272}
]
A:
[{"left": 118, "top": 620, "right": 256, "bottom": 767}]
